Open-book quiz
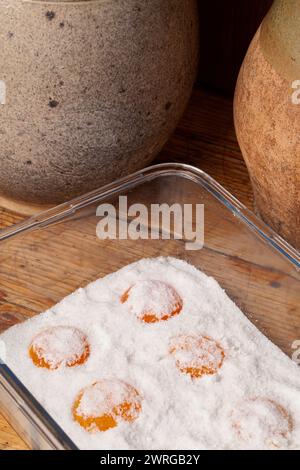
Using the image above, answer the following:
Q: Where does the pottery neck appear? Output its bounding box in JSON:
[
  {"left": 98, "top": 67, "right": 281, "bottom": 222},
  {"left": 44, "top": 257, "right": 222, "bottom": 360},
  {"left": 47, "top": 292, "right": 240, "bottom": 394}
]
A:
[{"left": 260, "top": 0, "right": 300, "bottom": 82}]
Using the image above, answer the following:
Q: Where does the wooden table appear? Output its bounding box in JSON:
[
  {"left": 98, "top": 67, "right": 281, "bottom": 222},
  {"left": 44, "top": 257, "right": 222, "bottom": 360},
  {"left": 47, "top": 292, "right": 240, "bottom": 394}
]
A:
[{"left": 0, "top": 88, "right": 251, "bottom": 450}]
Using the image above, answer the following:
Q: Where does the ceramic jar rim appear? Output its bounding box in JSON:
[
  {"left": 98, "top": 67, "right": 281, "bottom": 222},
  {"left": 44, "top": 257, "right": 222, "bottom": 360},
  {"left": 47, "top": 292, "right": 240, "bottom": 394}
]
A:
[{"left": 22, "top": 0, "right": 104, "bottom": 5}]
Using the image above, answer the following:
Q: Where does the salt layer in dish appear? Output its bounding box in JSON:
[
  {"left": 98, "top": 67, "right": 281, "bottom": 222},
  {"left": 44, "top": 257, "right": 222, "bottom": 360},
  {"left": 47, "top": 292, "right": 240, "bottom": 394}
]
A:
[{"left": 1, "top": 257, "right": 300, "bottom": 450}]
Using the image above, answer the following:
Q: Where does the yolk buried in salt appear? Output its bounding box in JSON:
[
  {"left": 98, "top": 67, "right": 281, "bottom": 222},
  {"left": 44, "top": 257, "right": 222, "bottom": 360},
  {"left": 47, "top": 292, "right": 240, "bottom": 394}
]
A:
[
  {"left": 231, "top": 397, "right": 293, "bottom": 448},
  {"left": 72, "top": 379, "right": 142, "bottom": 432},
  {"left": 170, "top": 334, "right": 225, "bottom": 379},
  {"left": 29, "top": 325, "right": 90, "bottom": 370},
  {"left": 120, "top": 279, "right": 183, "bottom": 323}
]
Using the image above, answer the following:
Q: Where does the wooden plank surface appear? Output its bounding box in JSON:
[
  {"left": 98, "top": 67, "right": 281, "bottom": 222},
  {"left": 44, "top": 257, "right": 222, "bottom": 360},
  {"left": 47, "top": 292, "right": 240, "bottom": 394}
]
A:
[
  {"left": 0, "top": 89, "right": 258, "bottom": 450},
  {"left": 0, "top": 414, "right": 29, "bottom": 450}
]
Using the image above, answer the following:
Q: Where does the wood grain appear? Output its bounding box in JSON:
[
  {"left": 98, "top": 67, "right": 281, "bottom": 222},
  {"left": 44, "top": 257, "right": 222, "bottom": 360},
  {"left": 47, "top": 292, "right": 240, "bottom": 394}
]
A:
[
  {"left": 0, "top": 89, "right": 298, "bottom": 451},
  {"left": 0, "top": 414, "right": 29, "bottom": 450},
  {"left": 157, "top": 89, "right": 253, "bottom": 208}
]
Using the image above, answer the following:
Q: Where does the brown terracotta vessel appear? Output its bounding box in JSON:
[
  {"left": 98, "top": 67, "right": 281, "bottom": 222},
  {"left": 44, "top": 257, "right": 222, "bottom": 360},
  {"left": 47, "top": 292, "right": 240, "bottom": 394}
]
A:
[{"left": 234, "top": 0, "right": 300, "bottom": 249}]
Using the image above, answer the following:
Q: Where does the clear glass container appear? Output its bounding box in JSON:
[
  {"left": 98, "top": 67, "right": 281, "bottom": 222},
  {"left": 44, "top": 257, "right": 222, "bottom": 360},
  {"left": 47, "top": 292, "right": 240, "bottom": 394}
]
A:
[{"left": 0, "top": 163, "right": 299, "bottom": 449}]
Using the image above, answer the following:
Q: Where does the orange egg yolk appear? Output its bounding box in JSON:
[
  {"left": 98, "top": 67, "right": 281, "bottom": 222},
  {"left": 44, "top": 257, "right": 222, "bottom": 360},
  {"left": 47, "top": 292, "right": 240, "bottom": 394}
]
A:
[
  {"left": 170, "top": 334, "right": 225, "bottom": 378},
  {"left": 29, "top": 326, "right": 90, "bottom": 370},
  {"left": 121, "top": 280, "right": 183, "bottom": 323},
  {"left": 231, "top": 397, "right": 293, "bottom": 448},
  {"left": 72, "top": 379, "right": 142, "bottom": 432}
]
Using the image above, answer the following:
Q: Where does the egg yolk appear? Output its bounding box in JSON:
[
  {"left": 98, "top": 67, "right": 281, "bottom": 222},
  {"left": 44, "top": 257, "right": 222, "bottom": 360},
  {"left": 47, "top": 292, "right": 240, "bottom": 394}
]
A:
[
  {"left": 170, "top": 334, "right": 225, "bottom": 378},
  {"left": 29, "top": 326, "right": 90, "bottom": 370},
  {"left": 72, "top": 379, "right": 142, "bottom": 432},
  {"left": 231, "top": 397, "right": 293, "bottom": 449},
  {"left": 121, "top": 280, "right": 183, "bottom": 323}
]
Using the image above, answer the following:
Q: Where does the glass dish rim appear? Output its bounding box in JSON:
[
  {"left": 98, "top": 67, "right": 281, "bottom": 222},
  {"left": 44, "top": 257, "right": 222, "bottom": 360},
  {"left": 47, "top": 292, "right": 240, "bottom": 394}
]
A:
[
  {"left": 0, "top": 363, "right": 78, "bottom": 450},
  {"left": 0, "top": 162, "right": 299, "bottom": 269},
  {"left": 0, "top": 162, "right": 299, "bottom": 450}
]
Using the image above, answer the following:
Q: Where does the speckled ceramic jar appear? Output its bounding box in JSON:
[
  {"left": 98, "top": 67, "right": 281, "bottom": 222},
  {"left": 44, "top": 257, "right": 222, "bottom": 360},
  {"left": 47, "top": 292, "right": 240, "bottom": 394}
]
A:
[
  {"left": 0, "top": 0, "right": 198, "bottom": 204},
  {"left": 234, "top": 0, "right": 300, "bottom": 249}
]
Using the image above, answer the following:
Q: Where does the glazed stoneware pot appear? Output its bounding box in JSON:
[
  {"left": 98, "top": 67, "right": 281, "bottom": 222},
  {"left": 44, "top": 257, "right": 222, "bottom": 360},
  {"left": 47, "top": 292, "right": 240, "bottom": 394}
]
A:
[
  {"left": 0, "top": 0, "right": 198, "bottom": 205},
  {"left": 234, "top": 0, "right": 300, "bottom": 249}
]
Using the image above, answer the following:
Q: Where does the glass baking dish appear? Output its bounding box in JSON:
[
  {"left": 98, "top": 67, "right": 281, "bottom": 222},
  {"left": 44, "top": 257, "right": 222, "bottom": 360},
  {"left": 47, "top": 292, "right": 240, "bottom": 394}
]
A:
[{"left": 0, "top": 162, "right": 299, "bottom": 450}]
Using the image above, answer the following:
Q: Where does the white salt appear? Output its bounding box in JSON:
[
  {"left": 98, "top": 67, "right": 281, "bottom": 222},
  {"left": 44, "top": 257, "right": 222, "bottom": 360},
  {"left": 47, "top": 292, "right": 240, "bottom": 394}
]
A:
[
  {"left": 1, "top": 257, "right": 300, "bottom": 450},
  {"left": 29, "top": 326, "right": 89, "bottom": 369}
]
